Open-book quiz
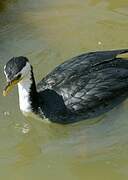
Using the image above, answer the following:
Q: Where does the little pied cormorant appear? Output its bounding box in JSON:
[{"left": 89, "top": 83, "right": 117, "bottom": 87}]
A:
[{"left": 3, "top": 49, "right": 128, "bottom": 124}]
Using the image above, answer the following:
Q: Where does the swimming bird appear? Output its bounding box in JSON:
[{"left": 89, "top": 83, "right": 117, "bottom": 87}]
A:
[{"left": 3, "top": 49, "right": 128, "bottom": 124}]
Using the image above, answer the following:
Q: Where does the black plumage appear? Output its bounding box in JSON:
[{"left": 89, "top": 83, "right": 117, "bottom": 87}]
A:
[
  {"left": 4, "top": 49, "right": 128, "bottom": 124},
  {"left": 36, "top": 49, "right": 128, "bottom": 123},
  {"left": 4, "top": 56, "right": 28, "bottom": 81}
]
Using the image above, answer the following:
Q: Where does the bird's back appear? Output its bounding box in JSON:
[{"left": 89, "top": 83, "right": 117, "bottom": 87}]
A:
[{"left": 37, "top": 49, "right": 128, "bottom": 123}]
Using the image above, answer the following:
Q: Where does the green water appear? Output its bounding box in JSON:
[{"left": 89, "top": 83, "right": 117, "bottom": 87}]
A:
[{"left": 0, "top": 0, "right": 128, "bottom": 179}]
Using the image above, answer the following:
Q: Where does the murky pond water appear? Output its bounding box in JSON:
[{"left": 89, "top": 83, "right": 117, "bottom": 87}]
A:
[{"left": 0, "top": 0, "right": 128, "bottom": 179}]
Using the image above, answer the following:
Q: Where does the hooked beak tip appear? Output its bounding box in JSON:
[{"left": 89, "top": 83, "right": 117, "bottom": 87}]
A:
[
  {"left": 3, "top": 78, "right": 21, "bottom": 97},
  {"left": 3, "top": 82, "right": 11, "bottom": 96}
]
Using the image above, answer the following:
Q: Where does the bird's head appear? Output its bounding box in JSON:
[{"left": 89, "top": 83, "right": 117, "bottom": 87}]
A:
[{"left": 3, "top": 56, "right": 31, "bottom": 96}]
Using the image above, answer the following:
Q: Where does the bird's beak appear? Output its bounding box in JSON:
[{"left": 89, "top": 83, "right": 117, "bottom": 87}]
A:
[{"left": 3, "top": 78, "right": 21, "bottom": 96}]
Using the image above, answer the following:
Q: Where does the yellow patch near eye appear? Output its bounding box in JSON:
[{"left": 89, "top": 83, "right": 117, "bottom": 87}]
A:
[{"left": 117, "top": 53, "right": 128, "bottom": 59}]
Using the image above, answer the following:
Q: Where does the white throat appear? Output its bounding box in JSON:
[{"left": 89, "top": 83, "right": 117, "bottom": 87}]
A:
[
  {"left": 17, "top": 63, "right": 33, "bottom": 115},
  {"left": 18, "top": 77, "right": 32, "bottom": 115}
]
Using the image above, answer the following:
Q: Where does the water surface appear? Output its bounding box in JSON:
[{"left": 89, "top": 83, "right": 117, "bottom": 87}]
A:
[{"left": 0, "top": 0, "right": 128, "bottom": 179}]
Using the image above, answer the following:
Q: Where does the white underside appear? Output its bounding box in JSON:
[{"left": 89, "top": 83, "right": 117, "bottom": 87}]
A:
[
  {"left": 17, "top": 63, "right": 50, "bottom": 123},
  {"left": 17, "top": 63, "right": 33, "bottom": 115},
  {"left": 18, "top": 80, "right": 50, "bottom": 123},
  {"left": 18, "top": 78, "right": 32, "bottom": 114},
  {"left": 18, "top": 79, "right": 43, "bottom": 121}
]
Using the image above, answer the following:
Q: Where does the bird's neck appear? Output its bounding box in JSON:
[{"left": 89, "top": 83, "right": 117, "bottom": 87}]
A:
[{"left": 18, "top": 69, "right": 39, "bottom": 116}]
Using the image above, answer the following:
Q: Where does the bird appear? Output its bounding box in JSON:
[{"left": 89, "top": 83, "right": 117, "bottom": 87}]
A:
[{"left": 3, "top": 49, "right": 128, "bottom": 124}]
